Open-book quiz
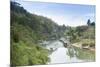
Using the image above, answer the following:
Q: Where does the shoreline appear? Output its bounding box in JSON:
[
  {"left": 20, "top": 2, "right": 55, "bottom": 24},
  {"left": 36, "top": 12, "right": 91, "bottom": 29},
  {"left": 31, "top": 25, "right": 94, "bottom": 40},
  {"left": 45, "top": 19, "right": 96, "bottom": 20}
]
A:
[{"left": 71, "top": 43, "right": 95, "bottom": 52}]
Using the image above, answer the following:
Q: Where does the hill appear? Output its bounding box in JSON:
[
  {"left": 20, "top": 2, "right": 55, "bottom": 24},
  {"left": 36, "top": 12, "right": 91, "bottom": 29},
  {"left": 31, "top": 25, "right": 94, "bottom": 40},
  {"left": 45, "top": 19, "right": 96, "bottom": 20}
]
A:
[{"left": 10, "top": 1, "right": 66, "bottom": 66}]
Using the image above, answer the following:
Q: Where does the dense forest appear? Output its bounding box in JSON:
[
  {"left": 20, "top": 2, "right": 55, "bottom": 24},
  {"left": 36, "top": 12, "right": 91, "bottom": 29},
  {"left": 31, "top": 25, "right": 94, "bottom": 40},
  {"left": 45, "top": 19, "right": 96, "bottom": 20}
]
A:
[
  {"left": 10, "top": 1, "right": 67, "bottom": 66},
  {"left": 10, "top": 1, "right": 95, "bottom": 66}
]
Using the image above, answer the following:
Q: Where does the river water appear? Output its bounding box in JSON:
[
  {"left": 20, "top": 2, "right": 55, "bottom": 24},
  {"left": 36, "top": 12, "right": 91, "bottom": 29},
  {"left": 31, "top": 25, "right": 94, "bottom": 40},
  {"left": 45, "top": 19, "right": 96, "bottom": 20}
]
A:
[{"left": 41, "top": 40, "right": 95, "bottom": 64}]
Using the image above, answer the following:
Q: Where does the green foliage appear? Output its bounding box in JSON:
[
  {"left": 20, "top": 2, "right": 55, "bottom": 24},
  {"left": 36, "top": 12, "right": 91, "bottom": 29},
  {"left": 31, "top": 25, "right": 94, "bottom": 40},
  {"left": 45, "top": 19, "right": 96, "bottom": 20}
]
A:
[
  {"left": 10, "top": 1, "right": 55, "bottom": 66},
  {"left": 66, "top": 24, "right": 95, "bottom": 44},
  {"left": 66, "top": 27, "right": 79, "bottom": 43},
  {"left": 74, "top": 47, "right": 95, "bottom": 61},
  {"left": 13, "top": 32, "right": 19, "bottom": 43},
  {"left": 11, "top": 41, "right": 50, "bottom": 66},
  {"left": 80, "top": 39, "right": 95, "bottom": 47},
  {"left": 11, "top": 1, "right": 27, "bottom": 14},
  {"left": 11, "top": 0, "right": 68, "bottom": 65}
]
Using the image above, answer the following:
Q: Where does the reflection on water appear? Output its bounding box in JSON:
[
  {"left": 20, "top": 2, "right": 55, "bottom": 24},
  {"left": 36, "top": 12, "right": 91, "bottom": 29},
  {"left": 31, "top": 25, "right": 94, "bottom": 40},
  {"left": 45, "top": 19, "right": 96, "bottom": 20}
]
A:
[
  {"left": 67, "top": 47, "right": 76, "bottom": 58},
  {"left": 42, "top": 40, "right": 95, "bottom": 64},
  {"left": 49, "top": 47, "right": 68, "bottom": 64},
  {"left": 67, "top": 46, "right": 95, "bottom": 62},
  {"left": 74, "top": 47, "right": 95, "bottom": 61}
]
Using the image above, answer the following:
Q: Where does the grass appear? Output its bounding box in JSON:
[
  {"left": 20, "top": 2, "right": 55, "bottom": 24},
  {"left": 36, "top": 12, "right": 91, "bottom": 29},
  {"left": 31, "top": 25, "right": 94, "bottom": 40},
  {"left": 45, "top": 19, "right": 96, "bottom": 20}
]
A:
[
  {"left": 74, "top": 47, "right": 95, "bottom": 61},
  {"left": 80, "top": 39, "right": 95, "bottom": 48},
  {"left": 11, "top": 41, "right": 50, "bottom": 66}
]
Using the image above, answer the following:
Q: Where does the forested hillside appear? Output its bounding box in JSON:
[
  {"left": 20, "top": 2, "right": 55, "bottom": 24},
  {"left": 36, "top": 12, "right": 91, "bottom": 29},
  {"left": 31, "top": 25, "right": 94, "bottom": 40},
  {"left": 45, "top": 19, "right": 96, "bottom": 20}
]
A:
[
  {"left": 10, "top": 1, "right": 66, "bottom": 66},
  {"left": 66, "top": 22, "right": 95, "bottom": 49}
]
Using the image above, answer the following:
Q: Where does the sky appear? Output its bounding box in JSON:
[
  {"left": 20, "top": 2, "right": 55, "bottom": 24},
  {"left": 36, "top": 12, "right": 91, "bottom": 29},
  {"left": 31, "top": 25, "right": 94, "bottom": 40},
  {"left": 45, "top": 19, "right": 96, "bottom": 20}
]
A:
[{"left": 12, "top": 0, "right": 95, "bottom": 26}]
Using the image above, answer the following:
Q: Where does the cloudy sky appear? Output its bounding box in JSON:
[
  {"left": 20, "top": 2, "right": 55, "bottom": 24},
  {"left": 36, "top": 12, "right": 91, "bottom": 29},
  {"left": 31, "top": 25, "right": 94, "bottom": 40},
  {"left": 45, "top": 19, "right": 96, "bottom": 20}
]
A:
[{"left": 12, "top": 0, "right": 95, "bottom": 26}]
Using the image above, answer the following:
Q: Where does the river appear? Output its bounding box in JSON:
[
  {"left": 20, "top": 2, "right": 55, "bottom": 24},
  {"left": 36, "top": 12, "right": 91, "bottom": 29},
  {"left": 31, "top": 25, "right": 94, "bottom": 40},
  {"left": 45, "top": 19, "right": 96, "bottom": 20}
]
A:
[{"left": 41, "top": 40, "right": 95, "bottom": 64}]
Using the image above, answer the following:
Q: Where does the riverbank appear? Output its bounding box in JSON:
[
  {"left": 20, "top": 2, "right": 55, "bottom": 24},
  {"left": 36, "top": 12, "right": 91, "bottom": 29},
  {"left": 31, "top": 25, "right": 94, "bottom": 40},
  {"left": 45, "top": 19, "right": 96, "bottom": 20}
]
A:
[{"left": 71, "top": 43, "right": 95, "bottom": 52}]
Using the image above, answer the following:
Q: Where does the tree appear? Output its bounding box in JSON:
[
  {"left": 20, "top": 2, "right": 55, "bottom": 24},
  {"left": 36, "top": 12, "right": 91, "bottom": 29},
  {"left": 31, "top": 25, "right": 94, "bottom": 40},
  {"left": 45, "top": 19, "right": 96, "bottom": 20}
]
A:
[
  {"left": 66, "top": 27, "right": 76, "bottom": 42},
  {"left": 87, "top": 19, "right": 91, "bottom": 26},
  {"left": 91, "top": 22, "right": 95, "bottom": 26}
]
